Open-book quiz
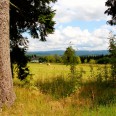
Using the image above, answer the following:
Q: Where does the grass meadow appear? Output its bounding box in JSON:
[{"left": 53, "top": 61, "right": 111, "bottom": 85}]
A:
[{"left": 1, "top": 63, "right": 116, "bottom": 116}]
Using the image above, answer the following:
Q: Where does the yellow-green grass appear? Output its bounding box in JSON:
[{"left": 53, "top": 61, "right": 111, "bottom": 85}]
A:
[
  {"left": 28, "top": 63, "right": 70, "bottom": 81},
  {"left": 1, "top": 63, "right": 115, "bottom": 116},
  {"left": 1, "top": 86, "right": 116, "bottom": 116},
  {"left": 28, "top": 63, "right": 110, "bottom": 82}
]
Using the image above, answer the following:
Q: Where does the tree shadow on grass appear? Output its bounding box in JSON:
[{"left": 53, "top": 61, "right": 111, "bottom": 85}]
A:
[
  {"left": 36, "top": 76, "right": 79, "bottom": 99},
  {"left": 36, "top": 75, "right": 116, "bottom": 108},
  {"left": 78, "top": 81, "right": 116, "bottom": 107}
]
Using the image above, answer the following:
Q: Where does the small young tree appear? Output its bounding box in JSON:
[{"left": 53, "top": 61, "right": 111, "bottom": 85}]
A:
[
  {"left": 109, "top": 34, "right": 116, "bottom": 80},
  {"left": 63, "top": 46, "right": 77, "bottom": 75},
  {"left": 84, "top": 59, "right": 88, "bottom": 63},
  {"left": 105, "top": 1, "right": 116, "bottom": 80},
  {"left": 77, "top": 56, "right": 82, "bottom": 64},
  {"left": 89, "top": 59, "right": 96, "bottom": 64}
]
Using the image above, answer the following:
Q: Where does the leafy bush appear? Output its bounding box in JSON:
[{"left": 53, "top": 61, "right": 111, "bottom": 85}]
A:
[
  {"left": 89, "top": 59, "right": 96, "bottom": 64},
  {"left": 36, "top": 75, "right": 80, "bottom": 99},
  {"left": 97, "top": 57, "right": 110, "bottom": 64},
  {"left": 78, "top": 81, "right": 116, "bottom": 107}
]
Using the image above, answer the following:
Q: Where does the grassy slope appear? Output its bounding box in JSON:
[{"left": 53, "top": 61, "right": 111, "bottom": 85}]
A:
[{"left": 1, "top": 63, "right": 116, "bottom": 116}]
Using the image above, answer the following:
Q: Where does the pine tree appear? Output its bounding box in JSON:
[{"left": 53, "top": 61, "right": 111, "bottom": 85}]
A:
[{"left": 10, "top": 0, "right": 57, "bottom": 80}]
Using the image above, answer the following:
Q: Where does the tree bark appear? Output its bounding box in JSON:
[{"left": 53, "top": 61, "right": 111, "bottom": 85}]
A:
[{"left": 0, "top": 0, "right": 15, "bottom": 108}]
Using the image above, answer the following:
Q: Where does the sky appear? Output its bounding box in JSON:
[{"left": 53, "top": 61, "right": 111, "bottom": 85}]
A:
[{"left": 25, "top": 0, "right": 116, "bottom": 51}]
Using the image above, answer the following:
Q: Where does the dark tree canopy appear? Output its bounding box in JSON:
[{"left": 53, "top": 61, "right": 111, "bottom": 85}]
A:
[
  {"left": 105, "top": 0, "right": 116, "bottom": 25},
  {"left": 10, "top": 47, "right": 30, "bottom": 80},
  {"left": 10, "top": 0, "right": 57, "bottom": 80},
  {"left": 10, "top": 0, "right": 57, "bottom": 45}
]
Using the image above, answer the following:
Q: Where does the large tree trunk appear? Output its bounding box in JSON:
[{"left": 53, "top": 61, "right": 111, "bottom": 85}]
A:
[{"left": 0, "top": 0, "right": 15, "bottom": 108}]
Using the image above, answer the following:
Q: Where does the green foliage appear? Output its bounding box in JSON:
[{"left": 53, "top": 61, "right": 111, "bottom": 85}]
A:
[
  {"left": 36, "top": 75, "right": 80, "bottom": 99},
  {"left": 45, "top": 55, "right": 56, "bottom": 63},
  {"left": 63, "top": 46, "right": 78, "bottom": 76},
  {"left": 109, "top": 34, "right": 116, "bottom": 80},
  {"left": 89, "top": 65, "right": 95, "bottom": 79},
  {"left": 77, "top": 56, "right": 81, "bottom": 64},
  {"left": 10, "top": 0, "right": 57, "bottom": 80},
  {"left": 11, "top": 47, "right": 30, "bottom": 80},
  {"left": 54, "top": 54, "right": 63, "bottom": 63},
  {"left": 63, "top": 46, "right": 77, "bottom": 65},
  {"left": 29, "top": 54, "right": 63, "bottom": 63},
  {"left": 10, "top": 0, "right": 57, "bottom": 42},
  {"left": 84, "top": 59, "right": 88, "bottom": 63},
  {"left": 109, "top": 34, "right": 116, "bottom": 56},
  {"left": 89, "top": 59, "right": 96, "bottom": 64},
  {"left": 80, "top": 55, "right": 109, "bottom": 64},
  {"left": 97, "top": 57, "right": 110, "bottom": 64},
  {"left": 78, "top": 81, "right": 116, "bottom": 107},
  {"left": 105, "top": 0, "right": 116, "bottom": 80},
  {"left": 104, "top": 64, "right": 110, "bottom": 81},
  {"left": 96, "top": 66, "right": 103, "bottom": 82},
  {"left": 105, "top": 0, "right": 116, "bottom": 25},
  {"left": 105, "top": 0, "right": 116, "bottom": 79}
]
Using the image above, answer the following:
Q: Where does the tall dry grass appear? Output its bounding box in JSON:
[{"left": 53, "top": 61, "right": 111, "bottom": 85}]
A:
[{"left": 1, "top": 63, "right": 116, "bottom": 116}]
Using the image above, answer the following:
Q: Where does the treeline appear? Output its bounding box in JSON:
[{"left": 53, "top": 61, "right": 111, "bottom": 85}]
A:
[
  {"left": 81, "top": 55, "right": 111, "bottom": 64},
  {"left": 28, "top": 54, "right": 111, "bottom": 64}
]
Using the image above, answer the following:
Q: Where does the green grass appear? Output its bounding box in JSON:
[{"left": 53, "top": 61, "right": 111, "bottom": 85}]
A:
[
  {"left": 1, "top": 63, "right": 116, "bottom": 116},
  {"left": 28, "top": 63, "right": 111, "bottom": 82},
  {"left": 28, "top": 63, "right": 70, "bottom": 80}
]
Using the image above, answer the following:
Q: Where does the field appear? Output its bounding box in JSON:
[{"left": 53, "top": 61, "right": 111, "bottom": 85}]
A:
[
  {"left": 1, "top": 63, "right": 116, "bottom": 116},
  {"left": 28, "top": 63, "right": 110, "bottom": 81}
]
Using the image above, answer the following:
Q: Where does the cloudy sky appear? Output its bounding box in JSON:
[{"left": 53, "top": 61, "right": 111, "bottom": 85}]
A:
[{"left": 26, "top": 0, "right": 116, "bottom": 51}]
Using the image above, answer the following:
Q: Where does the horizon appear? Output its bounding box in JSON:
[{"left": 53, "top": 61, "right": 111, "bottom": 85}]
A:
[
  {"left": 27, "top": 49, "right": 109, "bottom": 56},
  {"left": 27, "top": 49, "right": 109, "bottom": 52}
]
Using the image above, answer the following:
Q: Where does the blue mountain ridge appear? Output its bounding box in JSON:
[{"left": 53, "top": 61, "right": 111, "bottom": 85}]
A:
[{"left": 27, "top": 50, "right": 109, "bottom": 56}]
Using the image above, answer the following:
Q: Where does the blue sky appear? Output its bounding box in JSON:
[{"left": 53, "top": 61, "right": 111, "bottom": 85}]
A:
[
  {"left": 55, "top": 20, "right": 107, "bottom": 31},
  {"left": 27, "top": 0, "right": 116, "bottom": 51}
]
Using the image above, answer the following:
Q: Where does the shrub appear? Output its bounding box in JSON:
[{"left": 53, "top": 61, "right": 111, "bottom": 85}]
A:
[{"left": 89, "top": 59, "right": 96, "bottom": 64}]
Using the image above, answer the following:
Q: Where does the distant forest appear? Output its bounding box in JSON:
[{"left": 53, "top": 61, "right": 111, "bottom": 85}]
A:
[{"left": 27, "top": 50, "right": 111, "bottom": 64}]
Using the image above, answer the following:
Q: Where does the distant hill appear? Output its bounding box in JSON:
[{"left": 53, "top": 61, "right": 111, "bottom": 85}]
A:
[{"left": 27, "top": 50, "right": 109, "bottom": 56}]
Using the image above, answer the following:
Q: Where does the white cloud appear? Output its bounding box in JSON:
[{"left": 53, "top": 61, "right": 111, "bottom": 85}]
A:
[
  {"left": 53, "top": 0, "right": 107, "bottom": 23},
  {"left": 24, "top": 1, "right": 116, "bottom": 51},
  {"left": 27, "top": 25, "right": 115, "bottom": 51}
]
